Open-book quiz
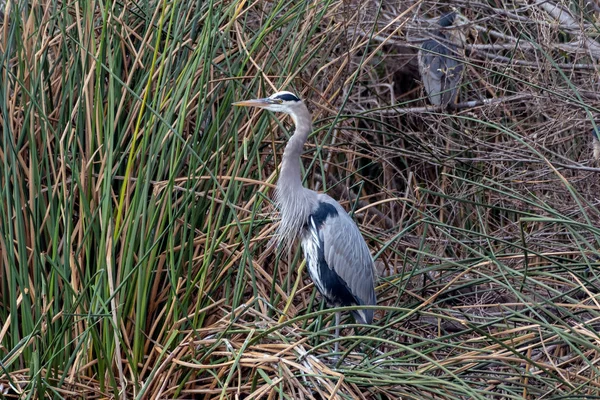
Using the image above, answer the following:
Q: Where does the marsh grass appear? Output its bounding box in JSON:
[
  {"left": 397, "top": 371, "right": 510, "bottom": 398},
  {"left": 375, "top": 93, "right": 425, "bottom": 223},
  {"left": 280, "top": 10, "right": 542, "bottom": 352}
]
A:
[{"left": 1, "top": 0, "right": 600, "bottom": 398}]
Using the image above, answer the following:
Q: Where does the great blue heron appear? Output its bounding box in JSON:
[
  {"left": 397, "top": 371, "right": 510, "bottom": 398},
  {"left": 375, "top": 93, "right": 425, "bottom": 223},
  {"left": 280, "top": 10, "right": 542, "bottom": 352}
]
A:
[
  {"left": 417, "top": 12, "right": 465, "bottom": 108},
  {"left": 593, "top": 126, "right": 600, "bottom": 161},
  {"left": 233, "top": 91, "right": 377, "bottom": 354}
]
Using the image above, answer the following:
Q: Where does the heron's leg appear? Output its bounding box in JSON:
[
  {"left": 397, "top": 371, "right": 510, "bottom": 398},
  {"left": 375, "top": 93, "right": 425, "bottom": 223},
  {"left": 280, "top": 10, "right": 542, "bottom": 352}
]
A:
[{"left": 334, "top": 312, "right": 341, "bottom": 354}]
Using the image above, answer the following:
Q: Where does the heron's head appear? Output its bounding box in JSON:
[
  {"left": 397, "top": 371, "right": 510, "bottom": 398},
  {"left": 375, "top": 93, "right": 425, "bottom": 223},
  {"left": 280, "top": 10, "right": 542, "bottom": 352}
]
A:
[
  {"left": 434, "top": 10, "right": 474, "bottom": 46},
  {"left": 592, "top": 125, "right": 600, "bottom": 141},
  {"left": 233, "top": 91, "right": 303, "bottom": 114},
  {"left": 438, "top": 12, "right": 457, "bottom": 27}
]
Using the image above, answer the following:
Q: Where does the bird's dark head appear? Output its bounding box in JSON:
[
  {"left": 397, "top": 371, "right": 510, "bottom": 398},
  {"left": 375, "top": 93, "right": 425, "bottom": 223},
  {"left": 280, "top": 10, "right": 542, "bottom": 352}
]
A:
[
  {"left": 592, "top": 125, "right": 600, "bottom": 141},
  {"left": 438, "top": 12, "right": 457, "bottom": 27},
  {"left": 233, "top": 91, "right": 303, "bottom": 114}
]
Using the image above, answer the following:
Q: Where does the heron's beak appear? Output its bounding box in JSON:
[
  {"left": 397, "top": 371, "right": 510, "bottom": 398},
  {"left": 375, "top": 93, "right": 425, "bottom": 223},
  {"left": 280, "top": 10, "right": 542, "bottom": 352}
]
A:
[{"left": 232, "top": 98, "right": 271, "bottom": 108}]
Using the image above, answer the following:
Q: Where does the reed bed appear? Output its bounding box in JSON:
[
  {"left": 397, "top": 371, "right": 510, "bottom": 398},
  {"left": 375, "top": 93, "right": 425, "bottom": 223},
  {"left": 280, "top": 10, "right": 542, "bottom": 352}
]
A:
[{"left": 1, "top": 0, "right": 599, "bottom": 398}]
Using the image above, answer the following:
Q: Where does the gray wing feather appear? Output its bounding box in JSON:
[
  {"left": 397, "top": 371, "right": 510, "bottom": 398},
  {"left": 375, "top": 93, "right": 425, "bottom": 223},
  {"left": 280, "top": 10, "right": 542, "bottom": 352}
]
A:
[
  {"left": 418, "top": 37, "right": 464, "bottom": 107},
  {"left": 316, "top": 194, "right": 377, "bottom": 322}
]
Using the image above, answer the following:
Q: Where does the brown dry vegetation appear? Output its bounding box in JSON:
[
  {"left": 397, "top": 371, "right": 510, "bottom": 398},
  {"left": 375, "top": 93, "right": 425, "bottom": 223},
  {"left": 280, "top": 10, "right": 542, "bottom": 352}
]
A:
[{"left": 1, "top": 0, "right": 600, "bottom": 398}]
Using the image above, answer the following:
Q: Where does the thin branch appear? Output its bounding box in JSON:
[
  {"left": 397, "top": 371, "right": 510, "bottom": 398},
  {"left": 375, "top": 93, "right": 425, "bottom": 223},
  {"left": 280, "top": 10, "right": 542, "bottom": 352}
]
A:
[{"left": 348, "top": 94, "right": 535, "bottom": 115}]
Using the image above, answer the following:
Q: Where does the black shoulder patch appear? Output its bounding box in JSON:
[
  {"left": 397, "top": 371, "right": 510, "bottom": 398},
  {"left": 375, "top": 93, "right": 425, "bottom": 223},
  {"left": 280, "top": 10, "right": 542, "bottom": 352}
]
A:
[
  {"left": 310, "top": 202, "right": 338, "bottom": 229},
  {"left": 274, "top": 93, "right": 300, "bottom": 102}
]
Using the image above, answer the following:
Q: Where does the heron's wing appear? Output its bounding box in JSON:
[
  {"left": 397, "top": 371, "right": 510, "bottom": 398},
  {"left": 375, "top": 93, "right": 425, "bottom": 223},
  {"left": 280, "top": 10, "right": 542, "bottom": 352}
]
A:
[
  {"left": 419, "top": 38, "right": 464, "bottom": 106},
  {"left": 439, "top": 44, "right": 464, "bottom": 106},
  {"left": 316, "top": 195, "right": 377, "bottom": 323},
  {"left": 418, "top": 40, "right": 445, "bottom": 106}
]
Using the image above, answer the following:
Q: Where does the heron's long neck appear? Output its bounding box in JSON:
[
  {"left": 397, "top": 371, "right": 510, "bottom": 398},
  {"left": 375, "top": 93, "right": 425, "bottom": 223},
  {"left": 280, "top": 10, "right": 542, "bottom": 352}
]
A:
[
  {"left": 278, "top": 105, "right": 312, "bottom": 192},
  {"left": 275, "top": 104, "right": 315, "bottom": 245}
]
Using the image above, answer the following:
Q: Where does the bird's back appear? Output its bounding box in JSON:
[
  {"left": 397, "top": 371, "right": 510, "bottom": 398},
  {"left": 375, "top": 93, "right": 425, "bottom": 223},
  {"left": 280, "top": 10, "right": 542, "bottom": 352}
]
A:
[
  {"left": 301, "top": 193, "right": 376, "bottom": 324},
  {"left": 418, "top": 34, "right": 464, "bottom": 107}
]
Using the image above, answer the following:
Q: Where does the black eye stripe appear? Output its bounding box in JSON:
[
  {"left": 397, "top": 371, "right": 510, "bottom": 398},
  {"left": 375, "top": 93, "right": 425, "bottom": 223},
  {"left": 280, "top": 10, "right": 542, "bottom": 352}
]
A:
[{"left": 273, "top": 93, "right": 300, "bottom": 102}]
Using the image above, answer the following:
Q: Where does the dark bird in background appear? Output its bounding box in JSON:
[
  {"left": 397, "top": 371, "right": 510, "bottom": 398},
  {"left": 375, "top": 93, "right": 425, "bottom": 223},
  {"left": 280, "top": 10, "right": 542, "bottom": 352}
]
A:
[
  {"left": 417, "top": 12, "right": 466, "bottom": 108},
  {"left": 233, "top": 91, "right": 377, "bottom": 354}
]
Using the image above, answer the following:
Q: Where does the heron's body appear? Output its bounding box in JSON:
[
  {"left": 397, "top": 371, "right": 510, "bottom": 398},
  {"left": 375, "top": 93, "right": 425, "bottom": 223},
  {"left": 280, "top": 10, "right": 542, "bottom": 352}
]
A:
[
  {"left": 301, "top": 196, "right": 376, "bottom": 325},
  {"left": 418, "top": 12, "right": 465, "bottom": 108},
  {"left": 233, "top": 91, "right": 376, "bottom": 351}
]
